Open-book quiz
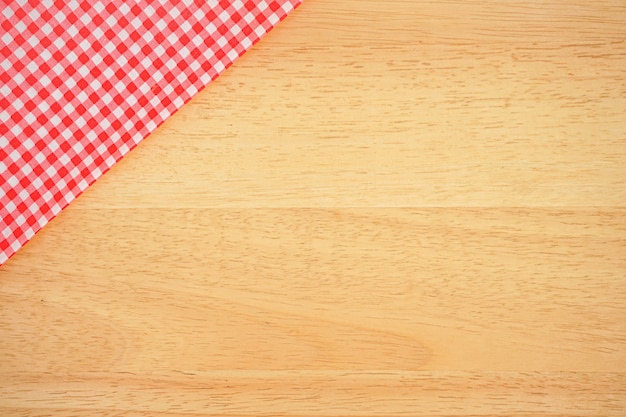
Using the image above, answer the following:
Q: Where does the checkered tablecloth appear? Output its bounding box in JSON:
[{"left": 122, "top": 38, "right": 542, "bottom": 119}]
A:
[{"left": 0, "top": 0, "right": 302, "bottom": 265}]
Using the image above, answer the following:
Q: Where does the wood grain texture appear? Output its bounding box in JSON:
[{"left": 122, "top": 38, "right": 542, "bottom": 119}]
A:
[{"left": 1, "top": 0, "right": 625, "bottom": 416}]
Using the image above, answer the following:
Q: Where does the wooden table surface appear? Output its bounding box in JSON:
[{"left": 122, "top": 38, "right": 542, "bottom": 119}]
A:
[{"left": 2, "top": 1, "right": 625, "bottom": 415}]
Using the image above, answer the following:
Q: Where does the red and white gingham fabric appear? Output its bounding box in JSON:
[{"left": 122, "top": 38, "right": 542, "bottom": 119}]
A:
[{"left": 0, "top": 0, "right": 301, "bottom": 264}]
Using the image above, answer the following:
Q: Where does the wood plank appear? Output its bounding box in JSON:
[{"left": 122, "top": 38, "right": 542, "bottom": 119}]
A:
[
  {"left": 2, "top": 208, "right": 624, "bottom": 376},
  {"left": 2, "top": 371, "right": 625, "bottom": 416}
]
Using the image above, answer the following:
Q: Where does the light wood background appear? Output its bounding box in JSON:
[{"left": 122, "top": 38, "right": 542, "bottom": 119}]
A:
[{"left": 2, "top": 0, "right": 626, "bottom": 415}]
